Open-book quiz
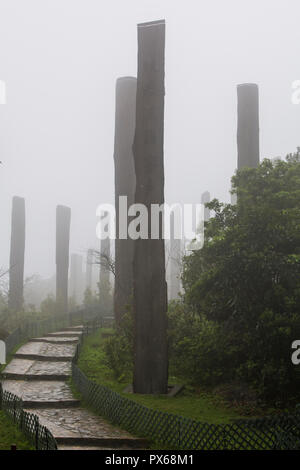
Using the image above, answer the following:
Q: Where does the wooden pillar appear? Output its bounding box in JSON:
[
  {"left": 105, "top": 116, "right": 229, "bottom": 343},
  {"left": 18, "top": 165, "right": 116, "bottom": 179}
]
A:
[
  {"left": 99, "top": 237, "right": 110, "bottom": 293},
  {"left": 113, "top": 77, "right": 136, "bottom": 325},
  {"left": 56, "top": 205, "right": 71, "bottom": 314},
  {"left": 8, "top": 196, "right": 25, "bottom": 312},
  {"left": 132, "top": 19, "right": 168, "bottom": 394},
  {"left": 86, "top": 249, "right": 93, "bottom": 290},
  {"left": 237, "top": 83, "right": 260, "bottom": 169},
  {"left": 70, "top": 253, "right": 83, "bottom": 305}
]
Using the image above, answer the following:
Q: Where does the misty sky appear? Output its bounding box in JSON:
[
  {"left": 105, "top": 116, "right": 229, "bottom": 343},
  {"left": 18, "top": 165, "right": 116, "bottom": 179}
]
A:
[{"left": 0, "top": 0, "right": 299, "bottom": 279}]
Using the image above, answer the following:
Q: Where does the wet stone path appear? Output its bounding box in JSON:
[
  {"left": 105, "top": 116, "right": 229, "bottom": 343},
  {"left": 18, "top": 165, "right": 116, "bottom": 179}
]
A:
[{"left": 1, "top": 326, "right": 145, "bottom": 450}]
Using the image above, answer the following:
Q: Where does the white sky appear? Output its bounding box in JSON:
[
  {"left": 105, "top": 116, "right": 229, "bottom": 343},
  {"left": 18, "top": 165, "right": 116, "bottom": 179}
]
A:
[{"left": 0, "top": 0, "right": 299, "bottom": 278}]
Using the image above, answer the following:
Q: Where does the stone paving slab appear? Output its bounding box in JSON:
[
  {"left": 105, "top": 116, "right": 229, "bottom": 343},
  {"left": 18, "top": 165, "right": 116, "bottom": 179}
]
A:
[
  {"left": 1, "top": 380, "right": 79, "bottom": 406},
  {"left": 46, "top": 331, "right": 82, "bottom": 338},
  {"left": 30, "top": 336, "right": 79, "bottom": 344},
  {"left": 15, "top": 342, "right": 76, "bottom": 361},
  {"left": 27, "top": 361, "right": 71, "bottom": 376},
  {"left": 63, "top": 326, "right": 84, "bottom": 331},
  {"left": 25, "top": 407, "right": 145, "bottom": 447},
  {"left": 2, "top": 358, "right": 71, "bottom": 380},
  {"left": 2, "top": 358, "right": 34, "bottom": 375},
  {"left": 15, "top": 342, "right": 45, "bottom": 356}
]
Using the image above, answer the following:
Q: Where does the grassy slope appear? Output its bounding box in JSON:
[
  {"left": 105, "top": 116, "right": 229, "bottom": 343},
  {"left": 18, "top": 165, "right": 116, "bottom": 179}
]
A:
[
  {"left": 0, "top": 411, "right": 34, "bottom": 450},
  {"left": 0, "top": 342, "right": 35, "bottom": 450},
  {"left": 77, "top": 328, "right": 248, "bottom": 424}
]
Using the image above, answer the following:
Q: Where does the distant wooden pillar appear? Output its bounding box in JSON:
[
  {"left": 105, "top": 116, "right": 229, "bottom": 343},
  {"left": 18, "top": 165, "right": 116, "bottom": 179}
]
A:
[
  {"left": 113, "top": 77, "right": 136, "bottom": 326},
  {"left": 86, "top": 249, "right": 93, "bottom": 290},
  {"left": 56, "top": 205, "right": 71, "bottom": 314},
  {"left": 70, "top": 254, "right": 83, "bottom": 305},
  {"left": 237, "top": 83, "right": 260, "bottom": 169},
  {"left": 8, "top": 196, "right": 25, "bottom": 312},
  {"left": 99, "top": 237, "right": 111, "bottom": 315},
  {"left": 99, "top": 237, "right": 110, "bottom": 293},
  {"left": 132, "top": 20, "right": 168, "bottom": 394}
]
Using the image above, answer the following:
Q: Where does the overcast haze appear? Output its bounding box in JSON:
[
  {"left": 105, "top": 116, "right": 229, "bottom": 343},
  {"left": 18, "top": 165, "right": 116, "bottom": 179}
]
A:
[{"left": 0, "top": 0, "right": 299, "bottom": 279}]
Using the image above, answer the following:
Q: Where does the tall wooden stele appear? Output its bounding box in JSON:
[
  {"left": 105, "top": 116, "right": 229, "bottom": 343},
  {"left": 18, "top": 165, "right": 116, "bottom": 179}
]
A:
[
  {"left": 99, "top": 237, "right": 110, "bottom": 293},
  {"left": 237, "top": 83, "right": 260, "bottom": 169},
  {"left": 86, "top": 249, "right": 93, "bottom": 290},
  {"left": 8, "top": 196, "right": 25, "bottom": 312},
  {"left": 132, "top": 20, "right": 168, "bottom": 394},
  {"left": 56, "top": 205, "right": 71, "bottom": 314},
  {"left": 70, "top": 253, "right": 83, "bottom": 304},
  {"left": 113, "top": 76, "right": 136, "bottom": 326}
]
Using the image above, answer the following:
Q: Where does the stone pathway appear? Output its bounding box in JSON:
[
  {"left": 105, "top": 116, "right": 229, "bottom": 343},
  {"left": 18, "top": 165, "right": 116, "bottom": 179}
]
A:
[{"left": 1, "top": 326, "right": 146, "bottom": 450}]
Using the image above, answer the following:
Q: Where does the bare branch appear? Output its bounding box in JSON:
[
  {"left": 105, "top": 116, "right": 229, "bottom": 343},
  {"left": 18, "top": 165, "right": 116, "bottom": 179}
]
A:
[{"left": 92, "top": 249, "right": 116, "bottom": 277}]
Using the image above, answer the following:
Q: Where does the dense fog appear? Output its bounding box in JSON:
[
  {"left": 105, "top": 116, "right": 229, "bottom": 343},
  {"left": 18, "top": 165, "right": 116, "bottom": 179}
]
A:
[{"left": 0, "top": 0, "right": 299, "bottom": 286}]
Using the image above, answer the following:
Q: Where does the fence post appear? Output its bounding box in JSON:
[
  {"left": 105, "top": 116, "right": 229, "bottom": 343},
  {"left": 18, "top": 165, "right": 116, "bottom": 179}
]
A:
[
  {"left": 223, "top": 426, "right": 228, "bottom": 450},
  {"left": 13, "top": 398, "right": 16, "bottom": 423},
  {"left": 20, "top": 408, "right": 24, "bottom": 431},
  {"left": 45, "top": 428, "right": 49, "bottom": 450},
  {"left": 34, "top": 415, "right": 39, "bottom": 450}
]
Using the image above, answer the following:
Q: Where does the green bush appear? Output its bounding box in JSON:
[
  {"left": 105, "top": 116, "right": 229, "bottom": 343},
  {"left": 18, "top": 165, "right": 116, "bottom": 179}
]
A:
[{"left": 181, "top": 152, "right": 300, "bottom": 404}]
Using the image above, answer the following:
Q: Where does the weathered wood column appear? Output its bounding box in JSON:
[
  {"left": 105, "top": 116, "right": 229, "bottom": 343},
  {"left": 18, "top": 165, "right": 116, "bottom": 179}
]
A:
[
  {"left": 99, "top": 237, "right": 111, "bottom": 315},
  {"left": 113, "top": 77, "right": 136, "bottom": 326},
  {"left": 132, "top": 19, "right": 168, "bottom": 394},
  {"left": 237, "top": 83, "right": 260, "bottom": 169},
  {"left": 8, "top": 196, "right": 25, "bottom": 312},
  {"left": 70, "top": 253, "right": 83, "bottom": 305},
  {"left": 86, "top": 249, "right": 93, "bottom": 290},
  {"left": 99, "top": 237, "right": 110, "bottom": 294},
  {"left": 56, "top": 205, "right": 71, "bottom": 314}
]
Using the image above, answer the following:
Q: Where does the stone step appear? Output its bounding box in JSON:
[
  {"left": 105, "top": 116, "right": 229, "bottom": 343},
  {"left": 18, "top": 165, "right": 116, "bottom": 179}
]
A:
[
  {"left": 14, "top": 353, "right": 73, "bottom": 362},
  {"left": 26, "top": 407, "right": 147, "bottom": 448},
  {"left": 1, "top": 358, "right": 71, "bottom": 381},
  {"left": 22, "top": 399, "right": 81, "bottom": 409},
  {"left": 2, "top": 373, "right": 70, "bottom": 381},
  {"left": 15, "top": 341, "right": 76, "bottom": 360},
  {"left": 46, "top": 331, "right": 82, "bottom": 337},
  {"left": 55, "top": 437, "right": 147, "bottom": 448},
  {"left": 63, "top": 326, "right": 84, "bottom": 332},
  {"left": 30, "top": 337, "right": 79, "bottom": 344},
  {"left": 1, "top": 380, "right": 77, "bottom": 404}
]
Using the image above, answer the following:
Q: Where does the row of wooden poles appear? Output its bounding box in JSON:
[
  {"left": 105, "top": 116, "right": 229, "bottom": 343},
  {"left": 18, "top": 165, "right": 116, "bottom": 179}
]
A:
[{"left": 7, "top": 19, "right": 259, "bottom": 394}]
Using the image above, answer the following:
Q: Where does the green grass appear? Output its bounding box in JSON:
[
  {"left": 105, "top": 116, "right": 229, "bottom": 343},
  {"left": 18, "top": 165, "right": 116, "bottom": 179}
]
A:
[
  {"left": 77, "top": 328, "right": 248, "bottom": 424},
  {"left": 0, "top": 341, "right": 35, "bottom": 450},
  {"left": 0, "top": 411, "right": 34, "bottom": 450}
]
